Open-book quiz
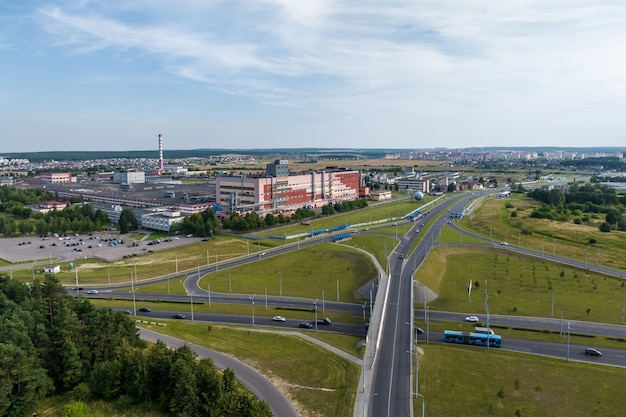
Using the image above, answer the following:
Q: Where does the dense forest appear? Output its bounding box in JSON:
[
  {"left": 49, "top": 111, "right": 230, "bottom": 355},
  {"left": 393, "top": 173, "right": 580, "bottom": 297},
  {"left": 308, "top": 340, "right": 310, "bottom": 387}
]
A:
[{"left": 0, "top": 276, "right": 272, "bottom": 417}]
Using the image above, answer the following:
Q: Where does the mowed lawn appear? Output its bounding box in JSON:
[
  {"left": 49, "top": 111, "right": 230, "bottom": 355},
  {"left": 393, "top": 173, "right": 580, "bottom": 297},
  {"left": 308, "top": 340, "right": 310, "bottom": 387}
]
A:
[
  {"left": 197, "top": 244, "right": 378, "bottom": 302},
  {"left": 416, "top": 246, "right": 626, "bottom": 323},
  {"left": 419, "top": 344, "right": 624, "bottom": 417}
]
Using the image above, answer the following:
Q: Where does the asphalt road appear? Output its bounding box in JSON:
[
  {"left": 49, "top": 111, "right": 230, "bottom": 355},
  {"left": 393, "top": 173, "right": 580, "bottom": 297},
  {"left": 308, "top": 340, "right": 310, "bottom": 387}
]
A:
[{"left": 138, "top": 328, "right": 298, "bottom": 417}]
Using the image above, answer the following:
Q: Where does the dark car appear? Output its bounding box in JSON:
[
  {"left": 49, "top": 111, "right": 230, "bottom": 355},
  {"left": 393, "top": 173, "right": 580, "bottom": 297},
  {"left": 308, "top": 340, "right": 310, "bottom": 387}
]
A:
[
  {"left": 415, "top": 327, "right": 424, "bottom": 334},
  {"left": 585, "top": 348, "right": 602, "bottom": 357},
  {"left": 299, "top": 322, "right": 313, "bottom": 329},
  {"left": 318, "top": 317, "right": 332, "bottom": 325},
  {"left": 138, "top": 307, "right": 151, "bottom": 312},
  {"left": 121, "top": 310, "right": 132, "bottom": 315},
  {"left": 172, "top": 314, "right": 186, "bottom": 319}
]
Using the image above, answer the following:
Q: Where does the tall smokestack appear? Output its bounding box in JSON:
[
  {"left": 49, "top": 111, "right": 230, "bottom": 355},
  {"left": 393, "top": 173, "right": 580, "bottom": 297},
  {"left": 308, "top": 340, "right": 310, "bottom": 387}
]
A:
[{"left": 158, "top": 134, "right": 164, "bottom": 173}]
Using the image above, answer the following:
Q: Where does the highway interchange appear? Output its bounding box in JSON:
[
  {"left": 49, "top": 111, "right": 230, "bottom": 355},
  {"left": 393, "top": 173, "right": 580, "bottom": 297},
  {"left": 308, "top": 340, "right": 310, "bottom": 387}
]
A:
[{"left": 79, "top": 192, "right": 626, "bottom": 417}]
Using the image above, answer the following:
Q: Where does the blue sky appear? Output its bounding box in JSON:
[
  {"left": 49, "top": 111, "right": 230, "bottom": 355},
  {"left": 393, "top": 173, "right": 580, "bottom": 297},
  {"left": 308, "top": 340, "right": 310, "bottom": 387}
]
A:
[{"left": 1, "top": 0, "right": 625, "bottom": 152}]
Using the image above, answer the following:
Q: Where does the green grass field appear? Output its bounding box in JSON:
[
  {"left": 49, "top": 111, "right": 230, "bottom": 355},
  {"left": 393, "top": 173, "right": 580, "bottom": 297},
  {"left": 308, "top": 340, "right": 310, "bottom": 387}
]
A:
[
  {"left": 418, "top": 344, "right": 624, "bottom": 416},
  {"left": 416, "top": 246, "right": 626, "bottom": 324}
]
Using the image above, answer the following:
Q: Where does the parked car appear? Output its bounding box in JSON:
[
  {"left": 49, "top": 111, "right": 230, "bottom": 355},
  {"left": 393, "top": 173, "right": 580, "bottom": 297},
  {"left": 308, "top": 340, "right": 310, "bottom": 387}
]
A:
[
  {"left": 138, "top": 307, "right": 151, "bottom": 312},
  {"left": 272, "top": 315, "right": 287, "bottom": 322},
  {"left": 172, "top": 314, "right": 186, "bottom": 319},
  {"left": 299, "top": 322, "right": 313, "bottom": 329},
  {"left": 465, "top": 316, "right": 479, "bottom": 322},
  {"left": 585, "top": 348, "right": 602, "bottom": 357},
  {"left": 86, "top": 290, "right": 98, "bottom": 294}
]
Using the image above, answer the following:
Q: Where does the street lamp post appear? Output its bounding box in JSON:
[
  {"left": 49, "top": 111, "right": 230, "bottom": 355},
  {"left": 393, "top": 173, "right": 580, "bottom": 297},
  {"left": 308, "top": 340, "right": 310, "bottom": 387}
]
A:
[
  {"left": 131, "top": 272, "right": 136, "bottom": 315},
  {"left": 416, "top": 393, "right": 425, "bottom": 417},
  {"left": 279, "top": 272, "right": 282, "bottom": 296},
  {"left": 208, "top": 284, "right": 211, "bottom": 307},
  {"left": 567, "top": 321, "right": 571, "bottom": 362},
  {"left": 314, "top": 299, "right": 318, "bottom": 332},
  {"left": 251, "top": 294, "right": 256, "bottom": 326},
  {"left": 426, "top": 306, "right": 430, "bottom": 344},
  {"left": 190, "top": 291, "right": 194, "bottom": 322}
]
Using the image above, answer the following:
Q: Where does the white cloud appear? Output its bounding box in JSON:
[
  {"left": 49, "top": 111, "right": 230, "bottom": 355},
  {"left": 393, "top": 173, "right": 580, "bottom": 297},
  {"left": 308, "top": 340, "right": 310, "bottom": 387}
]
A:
[{"left": 2, "top": 0, "right": 623, "bottom": 149}]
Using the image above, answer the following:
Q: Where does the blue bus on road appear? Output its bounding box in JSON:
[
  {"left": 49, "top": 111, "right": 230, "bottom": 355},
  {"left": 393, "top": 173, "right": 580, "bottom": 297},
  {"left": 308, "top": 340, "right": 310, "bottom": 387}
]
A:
[{"left": 443, "top": 330, "right": 502, "bottom": 348}]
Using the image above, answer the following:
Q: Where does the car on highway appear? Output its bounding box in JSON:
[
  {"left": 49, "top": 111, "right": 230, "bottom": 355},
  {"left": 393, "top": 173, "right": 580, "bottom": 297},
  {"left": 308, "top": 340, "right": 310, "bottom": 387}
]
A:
[
  {"left": 172, "top": 314, "right": 186, "bottom": 319},
  {"left": 415, "top": 327, "right": 424, "bottom": 334},
  {"left": 299, "top": 322, "right": 313, "bottom": 329},
  {"left": 585, "top": 348, "right": 602, "bottom": 357},
  {"left": 272, "top": 315, "right": 287, "bottom": 322},
  {"left": 121, "top": 310, "right": 132, "bottom": 315},
  {"left": 86, "top": 290, "right": 99, "bottom": 294},
  {"left": 465, "top": 316, "right": 479, "bottom": 322},
  {"left": 399, "top": 254, "right": 405, "bottom": 259},
  {"left": 500, "top": 241, "right": 509, "bottom": 246},
  {"left": 138, "top": 307, "right": 151, "bottom": 312}
]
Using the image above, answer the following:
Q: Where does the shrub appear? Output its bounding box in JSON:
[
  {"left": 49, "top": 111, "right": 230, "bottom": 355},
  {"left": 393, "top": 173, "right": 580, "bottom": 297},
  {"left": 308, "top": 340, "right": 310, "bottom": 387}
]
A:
[
  {"left": 72, "top": 382, "right": 91, "bottom": 402},
  {"left": 61, "top": 401, "right": 90, "bottom": 417},
  {"left": 599, "top": 222, "right": 612, "bottom": 232},
  {"left": 588, "top": 238, "right": 597, "bottom": 244}
]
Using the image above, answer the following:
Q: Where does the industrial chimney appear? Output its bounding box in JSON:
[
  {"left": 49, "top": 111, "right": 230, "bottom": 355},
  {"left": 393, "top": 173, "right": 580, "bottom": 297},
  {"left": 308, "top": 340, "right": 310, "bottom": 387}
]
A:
[{"left": 158, "top": 134, "right": 164, "bottom": 174}]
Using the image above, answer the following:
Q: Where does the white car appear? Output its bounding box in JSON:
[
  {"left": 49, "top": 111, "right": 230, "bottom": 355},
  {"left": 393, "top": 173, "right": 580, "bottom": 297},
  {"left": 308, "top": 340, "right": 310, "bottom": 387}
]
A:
[
  {"left": 86, "top": 290, "right": 99, "bottom": 294},
  {"left": 272, "top": 315, "right": 286, "bottom": 322},
  {"left": 465, "top": 316, "right": 479, "bottom": 322},
  {"left": 500, "top": 241, "right": 509, "bottom": 246}
]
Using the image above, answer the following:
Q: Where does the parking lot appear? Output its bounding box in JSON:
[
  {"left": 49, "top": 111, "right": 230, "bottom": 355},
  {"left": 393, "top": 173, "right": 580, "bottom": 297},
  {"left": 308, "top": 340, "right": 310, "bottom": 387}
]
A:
[{"left": 0, "top": 233, "right": 201, "bottom": 265}]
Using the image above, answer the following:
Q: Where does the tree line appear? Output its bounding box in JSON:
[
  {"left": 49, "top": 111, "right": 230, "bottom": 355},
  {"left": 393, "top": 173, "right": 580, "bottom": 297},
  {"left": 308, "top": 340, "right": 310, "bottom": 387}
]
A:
[
  {"left": 0, "top": 185, "right": 369, "bottom": 238},
  {"left": 0, "top": 275, "right": 272, "bottom": 417},
  {"left": 174, "top": 198, "right": 369, "bottom": 236},
  {"left": 527, "top": 183, "right": 626, "bottom": 232}
]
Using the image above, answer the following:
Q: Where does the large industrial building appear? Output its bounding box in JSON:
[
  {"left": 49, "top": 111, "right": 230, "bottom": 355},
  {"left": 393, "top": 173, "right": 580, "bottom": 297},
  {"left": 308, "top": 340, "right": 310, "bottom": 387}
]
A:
[{"left": 215, "top": 160, "right": 362, "bottom": 217}]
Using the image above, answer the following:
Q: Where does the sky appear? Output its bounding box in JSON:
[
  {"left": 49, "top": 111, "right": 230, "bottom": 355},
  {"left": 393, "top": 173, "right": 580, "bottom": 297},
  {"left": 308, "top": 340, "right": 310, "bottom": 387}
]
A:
[{"left": 1, "top": 0, "right": 626, "bottom": 153}]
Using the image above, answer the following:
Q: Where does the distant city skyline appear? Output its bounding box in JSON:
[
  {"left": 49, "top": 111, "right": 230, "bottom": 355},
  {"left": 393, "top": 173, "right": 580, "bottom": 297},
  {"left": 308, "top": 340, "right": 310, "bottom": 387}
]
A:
[{"left": 1, "top": 1, "right": 625, "bottom": 152}]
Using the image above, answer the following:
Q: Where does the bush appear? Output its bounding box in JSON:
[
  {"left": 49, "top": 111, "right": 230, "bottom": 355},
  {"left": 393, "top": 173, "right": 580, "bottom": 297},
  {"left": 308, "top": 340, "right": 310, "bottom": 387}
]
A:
[
  {"left": 599, "top": 222, "right": 612, "bottom": 232},
  {"left": 588, "top": 238, "right": 597, "bottom": 244},
  {"left": 61, "top": 401, "right": 90, "bottom": 417},
  {"left": 72, "top": 382, "right": 91, "bottom": 402},
  {"left": 573, "top": 218, "right": 582, "bottom": 224}
]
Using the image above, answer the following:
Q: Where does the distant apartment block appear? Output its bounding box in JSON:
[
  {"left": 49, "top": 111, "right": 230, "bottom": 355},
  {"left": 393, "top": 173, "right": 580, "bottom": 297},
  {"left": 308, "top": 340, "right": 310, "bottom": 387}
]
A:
[{"left": 40, "top": 172, "right": 76, "bottom": 183}]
